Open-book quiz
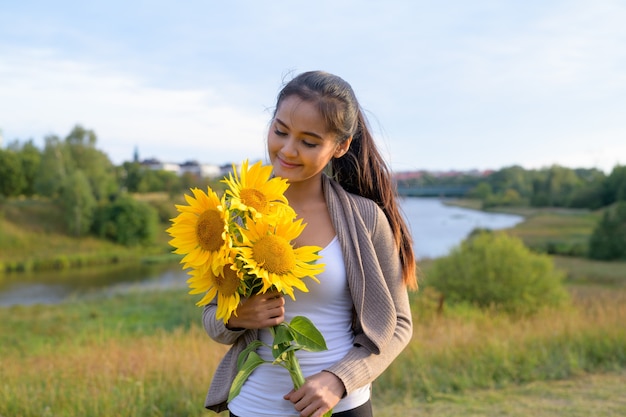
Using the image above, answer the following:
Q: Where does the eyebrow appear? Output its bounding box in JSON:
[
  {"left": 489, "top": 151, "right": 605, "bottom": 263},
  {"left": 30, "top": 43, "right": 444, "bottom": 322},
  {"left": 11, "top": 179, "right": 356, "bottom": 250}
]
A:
[{"left": 275, "top": 118, "right": 324, "bottom": 140}]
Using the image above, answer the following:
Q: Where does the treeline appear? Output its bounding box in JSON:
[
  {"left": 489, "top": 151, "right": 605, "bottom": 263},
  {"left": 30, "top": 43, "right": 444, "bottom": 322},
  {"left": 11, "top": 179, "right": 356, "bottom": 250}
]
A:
[
  {"left": 0, "top": 125, "right": 221, "bottom": 245},
  {"left": 397, "top": 165, "right": 626, "bottom": 210},
  {"left": 399, "top": 165, "right": 626, "bottom": 261}
]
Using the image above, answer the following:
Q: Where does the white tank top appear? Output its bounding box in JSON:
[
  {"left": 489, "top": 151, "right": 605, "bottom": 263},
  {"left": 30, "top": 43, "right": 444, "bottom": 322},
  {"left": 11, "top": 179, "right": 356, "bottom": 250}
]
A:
[{"left": 228, "top": 236, "right": 371, "bottom": 416}]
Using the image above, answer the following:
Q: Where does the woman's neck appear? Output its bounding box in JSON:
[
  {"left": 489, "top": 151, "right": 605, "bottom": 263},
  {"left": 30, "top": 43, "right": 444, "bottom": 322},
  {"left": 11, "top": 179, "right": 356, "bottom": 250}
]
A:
[{"left": 284, "top": 175, "right": 325, "bottom": 208}]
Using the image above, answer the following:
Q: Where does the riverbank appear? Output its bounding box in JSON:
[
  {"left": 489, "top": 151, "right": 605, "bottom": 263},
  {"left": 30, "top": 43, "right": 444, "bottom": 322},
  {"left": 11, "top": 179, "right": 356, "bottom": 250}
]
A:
[{"left": 444, "top": 198, "right": 601, "bottom": 257}]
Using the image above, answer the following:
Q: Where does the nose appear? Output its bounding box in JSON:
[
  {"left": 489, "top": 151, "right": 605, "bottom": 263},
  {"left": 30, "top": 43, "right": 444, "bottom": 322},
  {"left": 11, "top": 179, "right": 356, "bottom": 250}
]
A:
[{"left": 280, "top": 136, "right": 298, "bottom": 158}]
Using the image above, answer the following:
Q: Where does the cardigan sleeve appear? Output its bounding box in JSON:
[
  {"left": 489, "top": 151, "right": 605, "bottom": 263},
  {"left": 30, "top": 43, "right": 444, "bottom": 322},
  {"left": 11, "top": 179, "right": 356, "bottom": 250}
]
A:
[
  {"left": 202, "top": 300, "right": 249, "bottom": 345},
  {"left": 324, "top": 203, "right": 413, "bottom": 394},
  {"left": 202, "top": 300, "right": 259, "bottom": 412}
]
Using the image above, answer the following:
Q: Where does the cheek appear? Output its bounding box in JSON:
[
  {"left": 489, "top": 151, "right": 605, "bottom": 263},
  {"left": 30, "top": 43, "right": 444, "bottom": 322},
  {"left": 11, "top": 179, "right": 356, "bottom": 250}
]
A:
[{"left": 267, "top": 135, "right": 279, "bottom": 153}]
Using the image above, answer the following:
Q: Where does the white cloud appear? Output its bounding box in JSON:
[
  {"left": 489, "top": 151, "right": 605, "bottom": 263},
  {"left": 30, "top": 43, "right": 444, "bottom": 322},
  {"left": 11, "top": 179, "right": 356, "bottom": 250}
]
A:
[{"left": 0, "top": 48, "right": 269, "bottom": 165}]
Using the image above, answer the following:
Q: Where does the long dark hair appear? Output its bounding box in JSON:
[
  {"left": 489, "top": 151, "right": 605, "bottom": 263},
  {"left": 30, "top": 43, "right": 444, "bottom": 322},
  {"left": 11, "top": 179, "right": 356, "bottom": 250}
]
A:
[{"left": 275, "top": 71, "right": 417, "bottom": 289}]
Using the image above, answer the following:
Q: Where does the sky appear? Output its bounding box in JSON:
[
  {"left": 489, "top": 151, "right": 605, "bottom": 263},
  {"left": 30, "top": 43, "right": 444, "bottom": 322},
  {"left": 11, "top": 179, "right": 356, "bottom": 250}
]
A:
[{"left": 1, "top": 0, "right": 625, "bottom": 173}]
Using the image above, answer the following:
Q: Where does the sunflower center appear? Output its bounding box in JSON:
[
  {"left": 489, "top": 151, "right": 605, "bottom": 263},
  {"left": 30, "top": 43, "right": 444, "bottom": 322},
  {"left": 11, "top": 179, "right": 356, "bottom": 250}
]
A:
[
  {"left": 252, "top": 235, "right": 296, "bottom": 275},
  {"left": 215, "top": 266, "right": 240, "bottom": 296},
  {"left": 240, "top": 188, "right": 267, "bottom": 212},
  {"left": 196, "top": 209, "right": 225, "bottom": 252}
]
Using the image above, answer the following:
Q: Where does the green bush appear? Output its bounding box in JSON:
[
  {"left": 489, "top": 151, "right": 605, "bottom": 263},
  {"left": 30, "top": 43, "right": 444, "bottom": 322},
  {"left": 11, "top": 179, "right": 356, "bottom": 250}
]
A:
[
  {"left": 92, "top": 195, "right": 159, "bottom": 246},
  {"left": 426, "top": 231, "right": 569, "bottom": 315}
]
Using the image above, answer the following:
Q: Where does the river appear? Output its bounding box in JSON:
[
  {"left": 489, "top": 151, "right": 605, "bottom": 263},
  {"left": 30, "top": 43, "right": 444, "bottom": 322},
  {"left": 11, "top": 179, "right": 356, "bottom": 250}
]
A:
[
  {"left": 0, "top": 198, "right": 522, "bottom": 307},
  {"left": 401, "top": 198, "right": 523, "bottom": 259}
]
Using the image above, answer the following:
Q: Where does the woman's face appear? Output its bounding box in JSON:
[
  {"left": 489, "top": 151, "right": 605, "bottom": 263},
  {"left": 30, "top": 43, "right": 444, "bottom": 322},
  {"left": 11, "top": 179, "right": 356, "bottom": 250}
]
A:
[{"left": 268, "top": 95, "right": 350, "bottom": 185}]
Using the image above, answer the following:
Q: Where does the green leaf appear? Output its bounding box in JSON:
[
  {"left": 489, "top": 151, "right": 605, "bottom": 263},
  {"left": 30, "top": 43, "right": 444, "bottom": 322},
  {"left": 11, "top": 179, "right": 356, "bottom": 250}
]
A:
[
  {"left": 272, "top": 344, "right": 300, "bottom": 365},
  {"left": 273, "top": 323, "right": 295, "bottom": 344},
  {"left": 236, "top": 340, "right": 264, "bottom": 370},
  {"left": 228, "top": 351, "right": 267, "bottom": 401},
  {"left": 270, "top": 324, "right": 295, "bottom": 359},
  {"left": 289, "top": 316, "right": 328, "bottom": 352}
]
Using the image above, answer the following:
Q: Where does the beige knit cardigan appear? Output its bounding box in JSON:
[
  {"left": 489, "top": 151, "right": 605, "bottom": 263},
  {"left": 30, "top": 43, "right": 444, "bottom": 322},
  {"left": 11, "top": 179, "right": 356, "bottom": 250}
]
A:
[{"left": 202, "top": 174, "right": 413, "bottom": 413}]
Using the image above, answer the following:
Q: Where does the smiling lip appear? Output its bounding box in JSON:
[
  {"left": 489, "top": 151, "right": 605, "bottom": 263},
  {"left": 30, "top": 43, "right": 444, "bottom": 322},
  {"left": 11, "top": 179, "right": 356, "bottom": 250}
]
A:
[{"left": 277, "top": 156, "right": 300, "bottom": 169}]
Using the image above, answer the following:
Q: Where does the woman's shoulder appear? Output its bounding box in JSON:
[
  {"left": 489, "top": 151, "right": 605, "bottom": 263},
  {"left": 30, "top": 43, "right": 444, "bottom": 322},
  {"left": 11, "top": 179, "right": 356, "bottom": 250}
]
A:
[
  {"left": 325, "top": 175, "right": 386, "bottom": 224},
  {"left": 346, "top": 190, "right": 381, "bottom": 216},
  {"left": 325, "top": 175, "right": 374, "bottom": 204}
]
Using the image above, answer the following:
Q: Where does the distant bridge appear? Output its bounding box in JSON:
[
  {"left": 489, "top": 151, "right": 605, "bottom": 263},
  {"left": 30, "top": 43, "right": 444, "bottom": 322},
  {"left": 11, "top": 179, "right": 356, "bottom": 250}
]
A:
[{"left": 396, "top": 185, "right": 472, "bottom": 197}]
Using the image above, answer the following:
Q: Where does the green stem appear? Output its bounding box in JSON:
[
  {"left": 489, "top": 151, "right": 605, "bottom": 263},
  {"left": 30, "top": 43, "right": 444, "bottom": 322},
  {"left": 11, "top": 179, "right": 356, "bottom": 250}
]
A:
[
  {"left": 285, "top": 349, "right": 306, "bottom": 389},
  {"left": 273, "top": 324, "right": 333, "bottom": 416}
]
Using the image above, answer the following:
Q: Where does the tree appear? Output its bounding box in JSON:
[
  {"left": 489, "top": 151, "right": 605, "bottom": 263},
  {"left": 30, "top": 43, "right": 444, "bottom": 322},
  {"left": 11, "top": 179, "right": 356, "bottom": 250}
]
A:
[
  {"left": 60, "top": 170, "right": 97, "bottom": 236},
  {"left": 34, "top": 135, "right": 68, "bottom": 198},
  {"left": 588, "top": 202, "right": 626, "bottom": 260},
  {"left": 426, "top": 231, "right": 569, "bottom": 315},
  {"left": 0, "top": 148, "right": 26, "bottom": 197},
  {"left": 602, "top": 165, "right": 626, "bottom": 206},
  {"left": 488, "top": 165, "right": 533, "bottom": 198},
  {"left": 119, "top": 161, "right": 144, "bottom": 192},
  {"left": 531, "top": 165, "right": 583, "bottom": 207},
  {"left": 568, "top": 168, "right": 606, "bottom": 209},
  {"left": 6, "top": 139, "right": 42, "bottom": 197},
  {"left": 64, "top": 125, "right": 117, "bottom": 200},
  {"left": 468, "top": 182, "right": 493, "bottom": 200},
  {"left": 16, "top": 140, "right": 42, "bottom": 196},
  {"left": 569, "top": 185, "right": 606, "bottom": 210}
]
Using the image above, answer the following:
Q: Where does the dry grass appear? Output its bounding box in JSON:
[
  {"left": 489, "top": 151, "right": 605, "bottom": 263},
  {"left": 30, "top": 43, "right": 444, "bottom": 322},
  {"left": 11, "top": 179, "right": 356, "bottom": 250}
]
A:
[
  {"left": 374, "top": 371, "right": 626, "bottom": 417},
  {"left": 1, "top": 325, "right": 228, "bottom": 417},
  {"left": 553, "top": 256, "right": 626, "bottom": 286}
]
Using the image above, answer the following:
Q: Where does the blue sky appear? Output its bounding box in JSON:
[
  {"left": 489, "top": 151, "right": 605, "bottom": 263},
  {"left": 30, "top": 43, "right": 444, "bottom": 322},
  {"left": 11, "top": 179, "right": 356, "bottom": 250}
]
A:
[{"left": 1, "top": 0, "right": 625, "bottom": 173}]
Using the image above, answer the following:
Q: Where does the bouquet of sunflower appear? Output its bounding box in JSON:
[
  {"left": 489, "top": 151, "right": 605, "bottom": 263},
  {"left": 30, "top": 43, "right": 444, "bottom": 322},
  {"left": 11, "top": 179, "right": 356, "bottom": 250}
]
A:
[{"left": 167, "top": 160, "right": 330, "bottom": 411}]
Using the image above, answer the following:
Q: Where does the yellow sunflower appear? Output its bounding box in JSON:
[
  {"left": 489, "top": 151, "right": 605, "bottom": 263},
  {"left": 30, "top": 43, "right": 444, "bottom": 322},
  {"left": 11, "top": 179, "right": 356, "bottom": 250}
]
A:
[
  {"left": 222, "top": 159, "right": 294, "bottom": 221},
  {"left": 235, "top": 216, "right": 325, "bottom": 300},
  {"left": 186, "top": 262, "right": 244, "bottom": 322},
  {"left": 167, "top": 187, "right": 231, "bottom": 273}
]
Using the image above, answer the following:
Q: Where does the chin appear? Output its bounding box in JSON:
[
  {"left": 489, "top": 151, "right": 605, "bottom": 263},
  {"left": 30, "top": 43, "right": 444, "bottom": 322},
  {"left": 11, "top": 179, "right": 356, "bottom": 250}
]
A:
[{"left": 271, "top": 165, "right": 289, "bottom": 179}]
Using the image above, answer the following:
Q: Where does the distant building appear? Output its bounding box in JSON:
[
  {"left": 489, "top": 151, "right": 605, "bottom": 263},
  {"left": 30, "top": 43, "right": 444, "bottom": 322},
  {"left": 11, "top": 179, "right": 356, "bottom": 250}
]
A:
[
  {"left": 180, "top": 160, "right": 221, "bottom": 178},
  {"left": 141, "top": 158, "right": 181, "bottom": 174},
  {"left": 139, "top": 158, "right": 224, "bottom": 178}
]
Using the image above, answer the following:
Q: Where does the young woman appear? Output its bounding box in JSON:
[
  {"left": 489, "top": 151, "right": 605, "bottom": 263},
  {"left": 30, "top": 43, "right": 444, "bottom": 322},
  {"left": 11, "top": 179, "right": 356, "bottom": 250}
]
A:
[{"left": 203, "top": 71, "right": 417, "bottom": 417}]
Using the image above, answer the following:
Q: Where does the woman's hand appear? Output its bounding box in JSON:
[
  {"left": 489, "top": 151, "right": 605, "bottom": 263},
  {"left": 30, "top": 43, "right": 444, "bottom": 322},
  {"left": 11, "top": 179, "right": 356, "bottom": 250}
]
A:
[
  {"left": 226, "top": 290, "right": 285, "bottom": 330},
  {"left": 284, "top": 371, "right": 345, "bottom": 417}
]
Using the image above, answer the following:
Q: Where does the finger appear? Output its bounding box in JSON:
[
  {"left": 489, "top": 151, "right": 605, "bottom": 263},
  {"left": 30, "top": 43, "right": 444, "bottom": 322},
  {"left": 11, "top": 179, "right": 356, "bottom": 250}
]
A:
[
  {"left": 266, "top": 294, "right": 285, "bottom": 307},
  {"left": 299, "top": 402, "right": 321, "bottom": 417},
  {"left": 283, "top": 389, "right": 295, "bottom": 401},
  {"left": 284, "top": 388, "right": 304, "bottom": 404}
]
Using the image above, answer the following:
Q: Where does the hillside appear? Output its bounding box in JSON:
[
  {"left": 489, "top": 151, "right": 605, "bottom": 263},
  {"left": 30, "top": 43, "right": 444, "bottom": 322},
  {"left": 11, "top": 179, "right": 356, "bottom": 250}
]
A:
[{"left": 0, "top": 197, "right": 174, "bottom": 272}]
